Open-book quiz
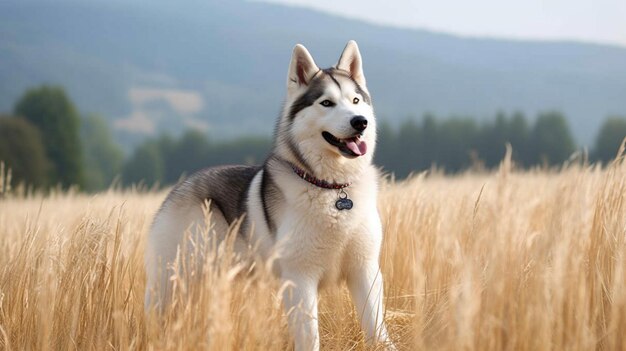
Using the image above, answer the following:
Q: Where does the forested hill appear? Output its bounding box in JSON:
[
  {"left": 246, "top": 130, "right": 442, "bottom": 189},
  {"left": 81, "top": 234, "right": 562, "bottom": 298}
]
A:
[{"left": 1, "top": 0, "right": 626, "bottom": 146}]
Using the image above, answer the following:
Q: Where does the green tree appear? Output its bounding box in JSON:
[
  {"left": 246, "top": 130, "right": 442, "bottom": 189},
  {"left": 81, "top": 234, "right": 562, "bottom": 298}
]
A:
[
  {"left": 81, "top": 114, "right": 124, "bottom": 191},
  {"left": 477, "top": 112, "right": 530, "bottom": 167},
  {"left": 373, "top": 120, "right": 397, "bottom": 175},
  {"left": 212, "top": 137, "right": 272, "bottom": 166},
  {"left": 122, "top": 130, "right": 274, "bottom": 187},
  {"left": 397, "top": 117, "right": 423, "bottom": 176},
  {"left": 14, "top": 85, "right": 84, "bottom": 188},
  {"left": 592, "top": 117, "right": 626, "bottom": 163},
  {"left": 163, "top": 130, "right": 211, "bottom": 184},
  {"left": 438, "top": 117, "right": 478, "bottom": 171},
  {"left": 122, "top": 141, "right": 164, "bottom": 186},
  {"left": 0, "top": 116, "right": 50, "bottom": 188},
  {"left": 529, "top": 111, "right": 576, "bottom": 165},
  {"left": 508, "top": 112, "right": 530, "bottom": 166},
  {"left": 477, "top": 111, "right": 509, "bottom": 167}
]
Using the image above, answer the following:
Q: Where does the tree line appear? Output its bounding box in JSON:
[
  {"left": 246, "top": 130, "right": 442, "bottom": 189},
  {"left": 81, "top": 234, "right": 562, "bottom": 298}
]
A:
[
  {"left": 377, "top": 111, "right": 578, "bottom": 177},
  {"left": 1, "top": 85, "right": 625, "bottom": 191},
  {"left": 376, "top": 112, "right": 626, "bottom": 177}
]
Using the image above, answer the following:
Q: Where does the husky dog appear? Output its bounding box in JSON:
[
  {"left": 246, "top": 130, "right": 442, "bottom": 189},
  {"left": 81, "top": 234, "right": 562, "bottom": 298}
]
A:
[{"left": 145, "top": 41, "right": 395, "bottom": 350}]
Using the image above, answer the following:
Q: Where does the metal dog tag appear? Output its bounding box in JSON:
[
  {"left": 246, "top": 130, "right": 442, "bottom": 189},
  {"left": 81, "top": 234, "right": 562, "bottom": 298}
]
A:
[
  {"left": 335, "top": 189, "right": 353, "bottom": 210},
  {"left": 335, "top": 198, "right": 353, "bottom": 211}
]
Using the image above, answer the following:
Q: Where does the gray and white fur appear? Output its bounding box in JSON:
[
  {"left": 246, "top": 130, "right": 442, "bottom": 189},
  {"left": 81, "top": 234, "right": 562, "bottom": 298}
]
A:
[{"left": 144, "top": 40, "right": 395, "bottom": 351}]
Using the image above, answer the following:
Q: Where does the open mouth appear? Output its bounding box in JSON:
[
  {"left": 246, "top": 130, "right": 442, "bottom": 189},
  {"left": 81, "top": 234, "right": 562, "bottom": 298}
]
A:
[{"left": 322, "top": 131, "right": 368, "bottom": 158}]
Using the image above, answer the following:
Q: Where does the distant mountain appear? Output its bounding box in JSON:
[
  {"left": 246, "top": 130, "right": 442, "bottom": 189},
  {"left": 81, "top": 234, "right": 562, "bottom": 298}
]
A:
[{"left": 1, "top": 0, "right": 625, "bottom": 147}]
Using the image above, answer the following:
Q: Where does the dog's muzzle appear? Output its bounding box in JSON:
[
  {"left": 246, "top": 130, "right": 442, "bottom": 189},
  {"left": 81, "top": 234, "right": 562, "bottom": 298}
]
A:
[{"left": 322, "top": 130, "right": 367, "bottom": 158}]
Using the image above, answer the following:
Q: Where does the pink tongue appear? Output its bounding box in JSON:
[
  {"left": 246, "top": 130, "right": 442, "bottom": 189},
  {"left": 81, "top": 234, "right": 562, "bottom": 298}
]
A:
[{"left": 345, "top": 138, "right": 367, "bottom": 156}]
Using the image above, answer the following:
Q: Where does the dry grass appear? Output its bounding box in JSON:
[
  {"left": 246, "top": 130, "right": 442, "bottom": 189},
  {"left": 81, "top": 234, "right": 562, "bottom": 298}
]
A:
[{"left": 1, "top": 154, "right": 626, "bottom": 350}]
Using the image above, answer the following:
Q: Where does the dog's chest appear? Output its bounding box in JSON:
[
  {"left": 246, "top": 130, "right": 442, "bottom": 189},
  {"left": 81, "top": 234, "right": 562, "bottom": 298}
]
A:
[
  {"left": 299, "top": 187, "right": 362, "bottom": 228},
  {"left": 276, "top": 186, "right": 374, "bottom": 268}
]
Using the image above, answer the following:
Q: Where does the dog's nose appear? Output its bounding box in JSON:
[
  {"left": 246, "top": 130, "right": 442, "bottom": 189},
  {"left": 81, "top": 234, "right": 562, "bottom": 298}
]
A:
[{"left": 350, "top": 116, "right": 368, "bottom": 132}]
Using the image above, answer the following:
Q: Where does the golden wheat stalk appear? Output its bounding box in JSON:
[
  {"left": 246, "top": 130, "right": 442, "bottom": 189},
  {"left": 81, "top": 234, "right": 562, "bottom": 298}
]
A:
[{"left": 1, "top": 160, "right": 625, "bottom": 350}]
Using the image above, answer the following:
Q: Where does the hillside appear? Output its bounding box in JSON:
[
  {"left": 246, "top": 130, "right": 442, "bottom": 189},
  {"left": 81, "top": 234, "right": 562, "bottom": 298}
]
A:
[{"left": 1, "top": 0, "right": 626, "bottom": 146}]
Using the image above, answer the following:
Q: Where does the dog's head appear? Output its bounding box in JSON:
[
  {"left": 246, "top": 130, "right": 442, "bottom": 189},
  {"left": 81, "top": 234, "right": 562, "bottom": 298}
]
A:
[{"left": 278, "top": 41, "right": 376, "bottom": 177}]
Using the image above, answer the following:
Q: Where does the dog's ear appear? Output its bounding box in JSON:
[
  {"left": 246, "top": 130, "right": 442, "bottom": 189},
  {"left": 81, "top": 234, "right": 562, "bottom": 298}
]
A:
[
  {"left": 287, "top": 44, "right": 319, "bottom": 88},
  {"left": 337, "top": 40, "right": 365, "bottom": 87}
]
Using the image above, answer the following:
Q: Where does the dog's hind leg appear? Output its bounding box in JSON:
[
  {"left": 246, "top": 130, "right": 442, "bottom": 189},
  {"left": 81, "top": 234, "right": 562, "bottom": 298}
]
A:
[{"left": 144, "top": 201, "right": 237, "bottom": 311}]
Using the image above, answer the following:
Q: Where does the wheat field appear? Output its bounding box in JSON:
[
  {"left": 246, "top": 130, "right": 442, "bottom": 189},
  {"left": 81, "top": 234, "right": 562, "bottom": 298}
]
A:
[{"left": 1, "top": 152, "right": 626, "bottom": 351}]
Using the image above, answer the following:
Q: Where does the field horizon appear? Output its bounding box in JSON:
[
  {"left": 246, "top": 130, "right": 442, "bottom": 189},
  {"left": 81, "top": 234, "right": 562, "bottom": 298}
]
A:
[{"left": 1, "top": 152, "right": 626, "bottom": 350}]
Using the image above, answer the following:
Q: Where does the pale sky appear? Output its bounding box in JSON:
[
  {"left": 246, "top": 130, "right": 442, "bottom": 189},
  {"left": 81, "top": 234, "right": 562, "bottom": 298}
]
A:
[{"left": 261, "top": 0, "right": 626, "bottom": 47}]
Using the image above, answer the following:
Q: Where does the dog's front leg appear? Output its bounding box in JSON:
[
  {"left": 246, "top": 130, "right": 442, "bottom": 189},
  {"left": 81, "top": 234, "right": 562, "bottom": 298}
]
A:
[
  {"left": 347, "top": 261, "right": 395, "bottom": 349},
  {"left": 281, "top": 271, "right": 320, "bottom": 351}
]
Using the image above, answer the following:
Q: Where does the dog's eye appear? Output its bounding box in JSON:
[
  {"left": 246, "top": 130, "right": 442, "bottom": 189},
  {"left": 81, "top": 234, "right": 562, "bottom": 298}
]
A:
[
  {"left": 353, "top": 97, "right": 360, "bottom": 104},
  {"left": 320, "top": 99, "right": 335, "bottom": 107}
]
